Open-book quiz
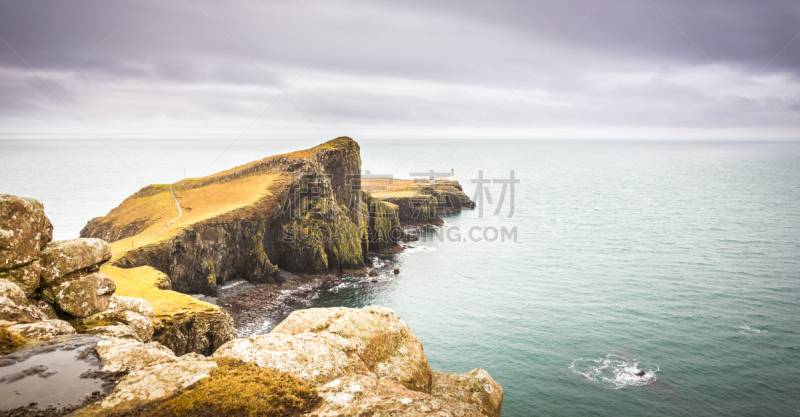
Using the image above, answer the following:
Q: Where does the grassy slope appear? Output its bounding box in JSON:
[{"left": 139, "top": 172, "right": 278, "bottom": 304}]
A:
[
  {"left": 102, "top": 264, "right": 217, "bottom": 319},
  {"left": 100, "top": 140, "right": 352, "bottom": 326},
  {"left": 109, "top": 173, "right": 286, "bottom": 255}
]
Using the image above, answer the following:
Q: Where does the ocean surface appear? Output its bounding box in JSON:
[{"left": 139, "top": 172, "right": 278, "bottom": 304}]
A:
[{"left": 2, "top": 138, "right": 800, "bottom": 416}]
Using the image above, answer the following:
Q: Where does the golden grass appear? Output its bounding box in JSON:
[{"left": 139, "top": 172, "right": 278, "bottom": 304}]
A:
[
  {"left": 0, "top": 324, "right": 26, "bottom": 354},
  {"left": 101, "top": 264, "right": 218, "bottom": 320},
  {"left": 370, "top": 190, "right": 420, "bottom": 199},
  {"left": 100, "top": 185, "right": 179, "bottom": 239},
  {"left": 110, "top": 173, "right": 285, "bottom": 255}
]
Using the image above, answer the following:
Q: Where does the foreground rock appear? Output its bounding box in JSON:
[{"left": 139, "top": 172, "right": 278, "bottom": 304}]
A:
[{"left": 71, "top": 306, "right": 502, "bottom": 416}]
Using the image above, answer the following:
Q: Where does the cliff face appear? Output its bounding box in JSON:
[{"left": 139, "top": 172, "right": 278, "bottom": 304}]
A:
[
  {"left": 362, "top": 178, "right": 476, "bottom": 225},
  {"left": 83, "top": 137, "right": 375, "bottom": 295}
]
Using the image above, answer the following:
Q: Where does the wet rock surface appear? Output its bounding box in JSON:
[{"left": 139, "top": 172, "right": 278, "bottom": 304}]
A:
[{"left": 0, "top": 335, "right": 119, "bottom": 416}]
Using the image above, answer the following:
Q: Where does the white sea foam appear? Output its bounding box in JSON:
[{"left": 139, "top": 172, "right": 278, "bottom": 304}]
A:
[
  {"left": 404, "top": 246, "right": 437, "bottom": 253},
  {"left": 570, "top": 354, "right": 659, "bottom": 389},
  {"left": 739, "top": 324, "right": 767, "bottom": 334}
]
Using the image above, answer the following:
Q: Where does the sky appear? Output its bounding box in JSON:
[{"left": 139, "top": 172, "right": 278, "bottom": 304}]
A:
[{"left": 0, "top": 0, "right": 799, "bottom": 141}]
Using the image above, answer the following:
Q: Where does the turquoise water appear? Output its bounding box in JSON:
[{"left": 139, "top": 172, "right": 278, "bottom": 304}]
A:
[{"left": 2, "top": 138, "right": 800, "bottom": 416}]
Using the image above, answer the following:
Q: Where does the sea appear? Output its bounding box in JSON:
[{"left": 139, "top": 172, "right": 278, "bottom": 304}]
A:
[{"left": 2, "top": 138, "right": 799, "bottom": 416}]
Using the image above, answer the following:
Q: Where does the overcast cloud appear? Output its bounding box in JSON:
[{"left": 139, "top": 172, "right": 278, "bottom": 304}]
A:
[{"left": 1, "top": 0, "right": 798, "bottom": 140}]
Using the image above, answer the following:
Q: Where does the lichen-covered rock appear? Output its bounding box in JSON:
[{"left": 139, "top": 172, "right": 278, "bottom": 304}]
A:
[
  {"left": 0, "top": 194, "right": 53, "bottom": 270},
  {"left": 39, "top": 238, "right": 112, "bottom": 286},
  {"left": 83, "top": 324, "right": 139, "bottom": 340},
  {"left": 0, "top": 259, "right": 41, "bottom": 296},
  {"left": 76, "top": 338, "right": 216, "bottom": 415},
  {"left": 310, "top": 372, "right": 497, "bottom": 417},
  {"left": 45, "top": 271, "right": 116, "bottom": 317},
  {"left": 95, "top": 338, "right": 177, "bottom": 373},
  {"left": 76, "top": 360, "right": 217, "bottom": 416},
  {"left": 108, "top": 294, "right": 155, "bottom": 319},
  {"left": 432, "top": 369, "right": 504, "bottom": 417},
  {"left": 31, "top": 299, "right": 58, "bottom": 319},
  {"left": 213, "top": 331, "right": 366, "bottom": 385},
  {"left": 79, "top": 309, "right": 154, "bottom": 342},
  {"left": 6, "top": 319, "right": 76, "bottom": 340},
  {"left": 273, "top": 306, "right": 432, "bottom": 393},
  {"left": 0, "top": 279, "right": 49, "bottom": 323}
]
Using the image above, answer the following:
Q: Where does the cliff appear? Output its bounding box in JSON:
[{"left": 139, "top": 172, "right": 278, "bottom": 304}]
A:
[
  {"left": 363, "top": 177, "right": 475, "bottom": 225},
  {"left": 82, "top": 137, "right": 385, "bottom": 296}
]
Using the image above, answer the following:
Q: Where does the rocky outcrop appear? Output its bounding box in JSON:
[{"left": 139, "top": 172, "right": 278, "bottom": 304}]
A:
[
  {"left": 363, "top": 178, "right": 476, "bottom": 226},
  {"left": 361, "top": 191, "right": 404, "bottom": 253},
  {"left": 269, "top": 306, "right": 432, "bottom": 393},
  {"left": 84, "top": 138, "right": 371, "bottom": 296},
  {"left": 154, "top": 308, "right": 236, "bottom": 356},
  {"left": 212, "top": 306, "right": 501, "bottom": 416},
  {"left": 68, "top": 306, "right": 501, "bottom": 416}
]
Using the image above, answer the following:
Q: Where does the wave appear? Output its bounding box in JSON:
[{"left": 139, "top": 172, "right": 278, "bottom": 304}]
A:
[{"left": 570, "top": 354, "right": 659, "bottom": 389}]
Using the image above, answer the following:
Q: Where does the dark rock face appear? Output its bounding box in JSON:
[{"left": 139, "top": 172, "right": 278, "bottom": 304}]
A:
[
  {"left": 154, "top": 309, "right": 236, "bottom": 356},
  {"left": 383, "top": 194, "right": 442, "bottom": 226},
  {"left": 362, "top": 192, "right": 404, "bottom": 253}
]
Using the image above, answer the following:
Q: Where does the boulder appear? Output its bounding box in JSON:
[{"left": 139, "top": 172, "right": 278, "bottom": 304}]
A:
[
  {"left": 108, "top": 294, "right": 155, "bottom": 320},
  {"left": 39, "top": 238, "right": 112, "bottom": 286},
  {"left": 432, "top": 369, "right": 504, "bottom": 417},
  {"left": 0, "top": 279, "right": 49, "bottom": 323},
  {"left": 75, "top": 341, "right": 217, "bottom": 417},
  {"left": 0, "top": 195, "right": 53, "bottom": 270},
  {"left": 44, "top": 271, "right": 116, "bottom": 317},
  {"left": 272, "top": 306, "right": 432, "bottom": 393},
  {"left": 213, "top": 331, "right": 366, "bottom": 385},
  {"left": 31, "top": 299, "right": 58, "bottom": 319},
  {"left": 0, "top": 259, "right": 41, "bottom": 296},
  {"left": 313, "top": 372, "right": 498, "bottom": 416},
  {"left": 6, "top": 319, "right": 76, "bottom": 341},
  {"left": 95, "top": 338, "right": 177, "bottom": 373},
  {"left": 79, "top": 309, "right": 154, "bottom": 342}
]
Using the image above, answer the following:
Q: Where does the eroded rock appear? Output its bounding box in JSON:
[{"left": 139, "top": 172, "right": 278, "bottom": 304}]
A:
[
  {"left": 44, "top": 271, "right": 116, "bottom": 318},
  {"left": 0, "top": 194, "right": 53, "bottom": 271},
  {"left": 432, "top": 369, "right": 504, "bottom": 417},
  {"left": 0, "top": 279, "right": 49, "bottom": 323},
  {"left": 6, "top": 319, "right": 76, "bottom": 341},
  {"left": 39, "top": 238, "right": 112, "bottom": 286},
  {"left": 273, "top": 305, "right": 432, "bottom": 393},
  {"left": 0, "top": 259, "right": 41, "bottom": 297},
  {"left": 213, "top": 331, "right": 366, "bottom": 385},
  {"left": 79, "top": 309, "right": 154, "bottom": 342}
]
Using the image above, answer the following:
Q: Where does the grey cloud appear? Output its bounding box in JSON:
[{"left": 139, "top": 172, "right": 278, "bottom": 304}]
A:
[{"left": 0, "top": 0, "right": 798, "bottom": 139}]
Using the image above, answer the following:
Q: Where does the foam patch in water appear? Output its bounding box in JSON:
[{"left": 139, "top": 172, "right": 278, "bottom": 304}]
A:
[
  {"left": 570, "top": 354, "right": 659, "bottom": 389},
  {"left": 739, "top": 324, "right": 767, "bottom": 334}
]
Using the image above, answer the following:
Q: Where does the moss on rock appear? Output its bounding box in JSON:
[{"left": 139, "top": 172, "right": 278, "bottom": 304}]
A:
[{"left": 130, "top": 358, "right": 319, "bottom": 417}]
